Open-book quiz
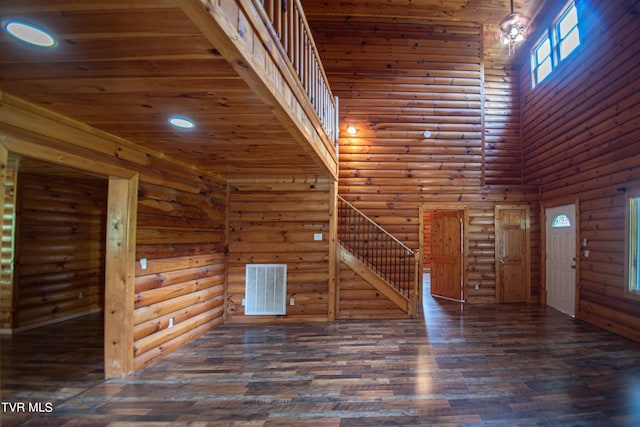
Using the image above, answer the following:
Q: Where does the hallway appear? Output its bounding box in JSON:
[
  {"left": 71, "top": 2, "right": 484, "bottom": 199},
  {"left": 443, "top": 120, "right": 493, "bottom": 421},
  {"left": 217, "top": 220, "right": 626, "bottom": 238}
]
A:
[{"left": 2, "top": 278, "right": 640, "bottom": 425}]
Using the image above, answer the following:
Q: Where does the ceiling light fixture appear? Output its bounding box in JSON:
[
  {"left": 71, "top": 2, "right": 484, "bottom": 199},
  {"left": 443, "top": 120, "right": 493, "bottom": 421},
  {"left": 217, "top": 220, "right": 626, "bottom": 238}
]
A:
[
  {"left": 499, "top": 0, "right": 529, "bottom": 56},
  {"left": 4, "top": 21, "right": 56, "bottom": 47},
  {"left": 169, "top": 117, "right": 195, "bottom": 129},
  {"left": 346, "top": 125, "right": 357, "bottom": 136}
]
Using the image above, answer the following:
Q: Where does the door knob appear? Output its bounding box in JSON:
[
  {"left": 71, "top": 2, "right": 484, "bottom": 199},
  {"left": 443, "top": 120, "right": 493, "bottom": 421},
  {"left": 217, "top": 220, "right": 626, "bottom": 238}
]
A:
[{"left": 499, "top": 258, "right": 505, "bottom": 264}]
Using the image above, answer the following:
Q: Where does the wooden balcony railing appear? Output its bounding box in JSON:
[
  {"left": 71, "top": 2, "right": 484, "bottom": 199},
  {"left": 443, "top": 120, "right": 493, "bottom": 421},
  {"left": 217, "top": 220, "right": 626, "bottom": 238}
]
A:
[
  {"left": 253, "top": 0, "right": 338, "bottom": 146},
  {"left": 337, "top": 196, "right": 418, "bottom": 299}
]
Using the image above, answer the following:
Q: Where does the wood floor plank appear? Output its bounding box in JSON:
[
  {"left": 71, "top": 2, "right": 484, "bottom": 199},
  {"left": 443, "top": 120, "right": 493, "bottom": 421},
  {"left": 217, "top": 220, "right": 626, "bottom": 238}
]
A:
[{"left": 1, "top": 275, "right": 640, "bottom": 426}]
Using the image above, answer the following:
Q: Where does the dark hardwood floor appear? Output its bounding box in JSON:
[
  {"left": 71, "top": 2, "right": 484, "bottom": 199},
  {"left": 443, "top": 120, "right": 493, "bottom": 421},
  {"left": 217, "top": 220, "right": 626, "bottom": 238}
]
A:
[{"left": 2, "top": 276, "right": 640, "bottom": 426}]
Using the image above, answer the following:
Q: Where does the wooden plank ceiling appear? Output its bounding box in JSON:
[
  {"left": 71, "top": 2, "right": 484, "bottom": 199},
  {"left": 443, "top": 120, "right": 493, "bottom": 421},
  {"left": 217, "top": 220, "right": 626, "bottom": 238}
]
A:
[
  {"left": 0, "top": 0, "right": 331, "bottom": 179},
  {"left": 1, "top": 0, "right": 544, "bottom": 180},
  {"left": 301, "top": 0, "right": 545, "bottom": 68}
]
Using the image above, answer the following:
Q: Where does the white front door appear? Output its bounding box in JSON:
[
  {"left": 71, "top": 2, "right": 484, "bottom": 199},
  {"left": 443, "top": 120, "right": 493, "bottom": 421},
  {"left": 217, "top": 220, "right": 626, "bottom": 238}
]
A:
[{"left": 545, "top": 204, "right": 576, "bottom": 316}]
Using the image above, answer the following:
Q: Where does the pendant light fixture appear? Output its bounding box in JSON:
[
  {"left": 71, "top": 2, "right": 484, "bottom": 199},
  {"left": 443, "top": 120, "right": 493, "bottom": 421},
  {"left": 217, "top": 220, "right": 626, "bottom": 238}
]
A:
[{"left": 499, "top": 0, "right": 529, "bottom": 55}]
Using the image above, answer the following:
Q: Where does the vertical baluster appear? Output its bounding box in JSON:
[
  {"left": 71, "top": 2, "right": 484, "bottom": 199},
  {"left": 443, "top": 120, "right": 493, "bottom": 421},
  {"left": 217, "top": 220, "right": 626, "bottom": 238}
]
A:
[
  {"left": 350, "top": 202, "right": 355, "bottom": 252},
  {"left": 408, "top": 251, "right": 411, "bottom": 295},
  {"left": 352, "top": 204, "right": 356, "bottom": 255},
  {"left": 384, "top": 238, "right": 387, "bottom": 282},
  {"left": 368, "top": 217, "right": 372, "bottom": 266},
  {"left": 390, "top": 239, "right": 394, "bottom": 286},
  {"left": 293, "top": 9, "right": 299, "bottom": 73},
  {"left": 309, "top": 52, "right": 314, "bottom": 104},
  {"left": 406, "top": 251, "right": 409, "bottom": 295},
  {"left": 302, "top": 32, "right": 307, "bottom": 92},
  {"left": 401, "top": 249, "right": 405, "bottom": 295},
  {"left": 343, "top": 199, "right": 347, "bottom": 246},
  {"left": 307, "top": 35, "right": 312, "bottom": 97},
  {"left": 341, "top": 199, "right": 344, "bottom": 245},
  {"left": 312, "top": 56, "right": 317, "bottom": 106},
  {"left": 339, "top": 199, "right": 342, "bottom": 243},
  {"left": 282, "top": 0, "right": 288, "bottom": 50},
  {"left": 298, "top": 14, "right": 303, "bottom": 78},
  {"left": 318, "top": 75, "right": 323, "bottom": 121},
  {"left": 338, "top": 198, "right": 341, "bottom": 243},
  {"left": 276, "top": 0, "right": 282, "bottom": 39},
  {"left": 288, "top": 0, "right": 294, "bottom": 63},
  {"left": 392, "top": 243, "right": 396, "bottom": 290},
  {"left": 358, "top": 208, "right": 362, "bottom": 261},
  {"left": 344, "top": 200, "right": 348, "bottom": 246},
  {"left": 362, "top": 215, "right": 366, "bottom": 263},
  {"left": 321, "top": 67, "right": 324, "bottom": 114},
  {"left": 361, "top": 211, "right": 364, "bottom": 260},
  {"left": 266, "top": 0, "right": 274, "bottom": 25},
  {"left": 308, "top": 36, "right": 312, "bottom": 96},
  {"left": 346, "top": 200, "right": 350, "bottom": 248},
  {"left": 390, "top": 238, "right": 394, "bottom": 284},
  {"left": 365, "top": 216, "right": 369, "bottom": 265},
  {"left": 404, "top": 251, "right": 408, "bottom": 295},
  {"left": 373, "top": 223, "right": 377, "bottom": 273}
]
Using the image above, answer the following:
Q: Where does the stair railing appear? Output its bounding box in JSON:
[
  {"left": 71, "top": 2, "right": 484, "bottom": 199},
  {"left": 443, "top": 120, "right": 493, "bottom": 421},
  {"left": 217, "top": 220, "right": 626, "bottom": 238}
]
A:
[
  {"left": 337, "top": 196, "right": 416, "bottom": 298},
  {"left": 252, "top": 0, "right": 338, "bottom": 147}
]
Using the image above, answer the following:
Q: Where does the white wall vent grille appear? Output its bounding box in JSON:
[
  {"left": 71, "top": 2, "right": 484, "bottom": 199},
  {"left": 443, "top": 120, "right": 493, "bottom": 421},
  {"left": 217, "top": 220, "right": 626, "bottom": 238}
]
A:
[{"left": 244, "top": 264, "right": 287, "bottom": 315}]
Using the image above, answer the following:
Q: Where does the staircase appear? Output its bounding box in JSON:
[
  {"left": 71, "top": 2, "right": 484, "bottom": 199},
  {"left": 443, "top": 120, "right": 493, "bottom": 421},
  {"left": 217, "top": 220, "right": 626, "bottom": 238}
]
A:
[{"left": 337, "top": 196, "right": 420, "bottom": 317}]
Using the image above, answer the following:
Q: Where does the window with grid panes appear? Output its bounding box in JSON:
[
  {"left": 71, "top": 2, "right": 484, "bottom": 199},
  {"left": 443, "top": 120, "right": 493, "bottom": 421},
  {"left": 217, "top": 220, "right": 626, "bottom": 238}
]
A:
[{"left": 530, "top": 1, "right": 581, "bottom": 87}]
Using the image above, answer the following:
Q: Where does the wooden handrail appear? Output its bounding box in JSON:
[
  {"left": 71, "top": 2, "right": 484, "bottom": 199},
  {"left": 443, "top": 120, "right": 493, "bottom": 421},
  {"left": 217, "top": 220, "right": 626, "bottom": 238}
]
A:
[
  {"left": 252, "top": 0, "right": 338, "bottom": 145},
  {"left": 337, "top": 195, "right": 416, "bottom": 298}
]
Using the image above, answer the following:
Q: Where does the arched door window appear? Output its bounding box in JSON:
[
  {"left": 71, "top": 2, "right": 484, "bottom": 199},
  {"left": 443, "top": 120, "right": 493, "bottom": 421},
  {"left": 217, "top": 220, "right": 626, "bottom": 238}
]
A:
[{"left": 552, "top": 214, "right": 571, "bottom": 228}]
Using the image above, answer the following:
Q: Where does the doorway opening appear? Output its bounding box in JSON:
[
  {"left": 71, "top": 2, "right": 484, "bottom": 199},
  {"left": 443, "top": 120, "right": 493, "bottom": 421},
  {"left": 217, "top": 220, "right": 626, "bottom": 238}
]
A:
[
  {"left": 1, "top": 155, "right": 109, "bottom": 409},
  {"left": 0, "top": 139, "right": 139, "bottom": 379},
  {"left": 11, "top": 156, "right": 108, "bottom": 332}
]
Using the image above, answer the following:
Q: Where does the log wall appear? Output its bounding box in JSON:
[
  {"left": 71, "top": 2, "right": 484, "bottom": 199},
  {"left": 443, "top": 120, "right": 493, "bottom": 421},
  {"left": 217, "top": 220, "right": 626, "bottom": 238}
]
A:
[
  {"left": 484, "top": 66, "right": 522, "bottom": 186},
  {"left": 308, "top": 17, "right": 540, "bottom": 302},
  {"left": 226, "top": 179, "right": 332, "bottom": 322},
  {"left": 15, "top": 173, "right": 107, "bottom": 329},
  {"left": 520, "top": 0, "right": 640, "bottom": 340},
  {"left": 133, "top": 178, "right": 227, "bottom": 369}
]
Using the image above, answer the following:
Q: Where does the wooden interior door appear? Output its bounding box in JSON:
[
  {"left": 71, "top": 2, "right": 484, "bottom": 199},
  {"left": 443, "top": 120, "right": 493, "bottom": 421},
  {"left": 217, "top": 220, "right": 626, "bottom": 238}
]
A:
[
  {"left": 430, "top": 211, "right": 463, "bottom": 300},
  {"left": 495, "top": 205, "right": 530, "bottom": 303}
]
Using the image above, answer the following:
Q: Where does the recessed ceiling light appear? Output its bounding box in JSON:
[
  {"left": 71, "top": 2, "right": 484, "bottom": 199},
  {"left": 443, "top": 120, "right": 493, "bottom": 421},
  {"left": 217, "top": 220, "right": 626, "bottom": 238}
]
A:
[
  {"left": 346, "top": 125, "right": 358, "bottom": 135},
  {"left": 5, "top": 21, "right": 56, "bottom": 47},
  {"left": 169, "top": 117, "right": 195, "bottom": 129}
]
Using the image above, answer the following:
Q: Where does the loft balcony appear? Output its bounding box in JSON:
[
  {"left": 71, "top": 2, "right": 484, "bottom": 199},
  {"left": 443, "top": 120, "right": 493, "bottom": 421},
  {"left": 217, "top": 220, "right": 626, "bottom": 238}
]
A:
[{"left": 0, "top": 0, "right": 338, "bottom": 179}]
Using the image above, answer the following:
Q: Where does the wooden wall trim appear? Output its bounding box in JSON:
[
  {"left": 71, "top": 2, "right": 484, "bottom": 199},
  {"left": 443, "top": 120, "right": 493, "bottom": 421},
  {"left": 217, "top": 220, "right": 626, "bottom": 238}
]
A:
[
  {"left": 328, "top": 180, "right": 338, "bottom": 321},
  {"left": 0, "top": 93, "right": 226, "bottom": 184},
  {"left": 104, "top": 176, "right": 138, "bottom": 378}
]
